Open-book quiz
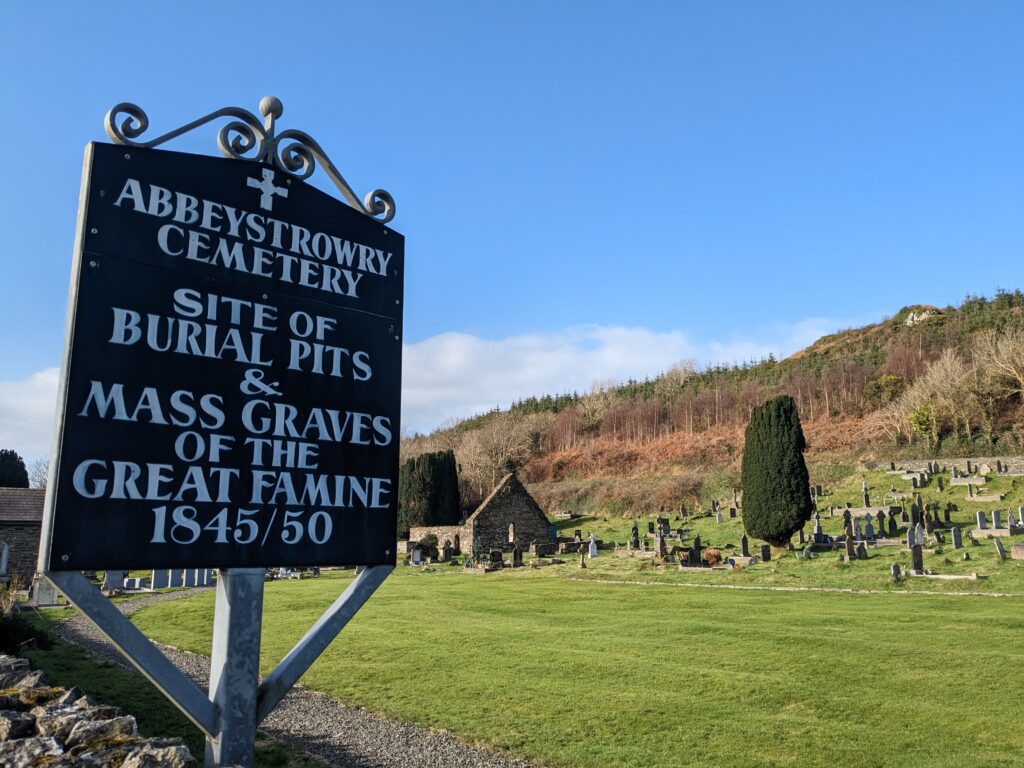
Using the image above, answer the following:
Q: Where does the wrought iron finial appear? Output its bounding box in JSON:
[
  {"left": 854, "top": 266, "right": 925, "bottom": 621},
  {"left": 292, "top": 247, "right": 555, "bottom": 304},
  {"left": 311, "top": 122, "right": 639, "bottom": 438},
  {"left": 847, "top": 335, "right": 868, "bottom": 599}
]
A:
[{"left": 103, "top": 97, "right": 396, "bottom": 223}]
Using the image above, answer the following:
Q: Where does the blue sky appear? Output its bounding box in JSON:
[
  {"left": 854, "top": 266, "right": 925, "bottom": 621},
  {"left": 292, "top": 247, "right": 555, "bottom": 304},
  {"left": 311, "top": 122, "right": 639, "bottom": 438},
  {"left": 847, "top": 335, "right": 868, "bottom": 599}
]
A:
[{"left": 1, "top": 1, "right": 1022, "bottom": 455}]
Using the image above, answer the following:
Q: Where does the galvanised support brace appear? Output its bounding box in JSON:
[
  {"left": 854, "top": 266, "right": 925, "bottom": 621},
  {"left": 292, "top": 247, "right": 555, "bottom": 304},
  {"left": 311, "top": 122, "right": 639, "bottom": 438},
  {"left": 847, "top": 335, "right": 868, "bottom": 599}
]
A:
[
  {"left": 205, "top": 568, "right": 266, "bottom": 767},
  {"left": 42, "top": 570, "right": 218, "bottom": 738},
  {"left": 256, "top": 565, "right": 393, "bottom": 723}
]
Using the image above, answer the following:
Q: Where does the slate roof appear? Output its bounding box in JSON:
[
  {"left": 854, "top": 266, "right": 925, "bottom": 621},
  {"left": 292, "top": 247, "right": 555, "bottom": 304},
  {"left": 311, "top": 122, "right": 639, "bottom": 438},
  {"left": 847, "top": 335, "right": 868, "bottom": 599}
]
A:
[{"left": 0, "top": 487, "right": 45, "bottom": 524}]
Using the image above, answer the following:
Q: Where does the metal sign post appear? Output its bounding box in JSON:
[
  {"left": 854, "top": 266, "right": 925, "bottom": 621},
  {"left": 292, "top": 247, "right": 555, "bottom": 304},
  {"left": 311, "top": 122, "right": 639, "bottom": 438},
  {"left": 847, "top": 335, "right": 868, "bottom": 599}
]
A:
[{"left": 38, "top": 97, "right": 402, "bottom": 766}]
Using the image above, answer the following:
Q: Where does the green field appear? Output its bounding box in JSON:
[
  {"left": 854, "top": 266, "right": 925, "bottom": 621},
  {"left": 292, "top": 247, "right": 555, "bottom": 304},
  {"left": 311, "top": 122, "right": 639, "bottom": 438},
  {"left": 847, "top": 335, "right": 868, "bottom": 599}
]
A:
[{"left": 133, "top": 566, "right": 1024, "bottom": 768}]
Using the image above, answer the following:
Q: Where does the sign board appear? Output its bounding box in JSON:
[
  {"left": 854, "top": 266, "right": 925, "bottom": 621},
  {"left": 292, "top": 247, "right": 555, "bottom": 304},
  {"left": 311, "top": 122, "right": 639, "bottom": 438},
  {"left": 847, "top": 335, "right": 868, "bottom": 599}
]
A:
[{"left": 42, "top": 142, "right": 403, "bottom": 570}]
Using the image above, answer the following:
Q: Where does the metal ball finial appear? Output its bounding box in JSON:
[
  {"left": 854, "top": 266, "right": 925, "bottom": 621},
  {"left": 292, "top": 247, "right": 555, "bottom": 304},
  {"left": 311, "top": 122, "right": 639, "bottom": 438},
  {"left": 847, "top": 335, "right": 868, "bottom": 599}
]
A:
[{"left": 259, "top": 96, "right": 284, "bottom": 119}]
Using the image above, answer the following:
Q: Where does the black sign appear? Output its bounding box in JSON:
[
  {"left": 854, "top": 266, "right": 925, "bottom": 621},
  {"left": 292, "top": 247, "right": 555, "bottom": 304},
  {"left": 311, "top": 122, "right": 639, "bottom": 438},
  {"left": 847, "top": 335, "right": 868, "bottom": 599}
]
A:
[{"left": 43, "top": 143, "right": 403, "bottom": 569}]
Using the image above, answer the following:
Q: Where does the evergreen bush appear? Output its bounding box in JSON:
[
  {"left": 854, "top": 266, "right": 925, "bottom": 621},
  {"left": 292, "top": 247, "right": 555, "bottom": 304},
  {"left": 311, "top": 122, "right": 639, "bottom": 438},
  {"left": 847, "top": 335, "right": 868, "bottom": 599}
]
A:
[{"left": 740, "top": 395, "right": 812, "bottom": 546}]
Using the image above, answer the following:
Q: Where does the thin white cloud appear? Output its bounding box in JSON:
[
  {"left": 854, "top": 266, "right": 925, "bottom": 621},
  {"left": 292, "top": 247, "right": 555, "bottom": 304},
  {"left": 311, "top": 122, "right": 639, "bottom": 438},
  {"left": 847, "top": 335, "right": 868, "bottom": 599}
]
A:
[
  {"left": 0, "top": 314, "right": 872, "bottom": 454},
  {"left": 0, "top": 368, "right": 59, "bottom": 460}
]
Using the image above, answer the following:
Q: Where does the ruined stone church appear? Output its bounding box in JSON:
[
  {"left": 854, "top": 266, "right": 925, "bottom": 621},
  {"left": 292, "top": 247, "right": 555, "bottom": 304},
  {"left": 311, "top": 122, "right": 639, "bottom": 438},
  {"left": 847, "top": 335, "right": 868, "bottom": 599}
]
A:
[{"left": 408, "top": 473, "right": 553, "bottom": 556}]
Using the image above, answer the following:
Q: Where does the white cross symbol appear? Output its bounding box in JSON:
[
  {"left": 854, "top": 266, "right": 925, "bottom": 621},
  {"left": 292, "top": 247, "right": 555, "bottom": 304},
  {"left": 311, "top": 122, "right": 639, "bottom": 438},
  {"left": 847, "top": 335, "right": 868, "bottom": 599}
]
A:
[{"left": 247, "top": 168, "right": 288, "bottom": 211}]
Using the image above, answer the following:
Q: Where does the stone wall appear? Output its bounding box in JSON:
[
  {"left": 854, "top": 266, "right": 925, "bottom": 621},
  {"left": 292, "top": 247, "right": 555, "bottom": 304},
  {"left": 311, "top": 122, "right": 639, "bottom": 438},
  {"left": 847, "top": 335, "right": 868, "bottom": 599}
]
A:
[
  {"left": 468, "top": 474, "right": 552, "bottom": 554},
  {"left": 407, "top": 525, "right": 465, "bottom": 553},
  {"left": 885, "top": 457, "right": 1024, "bottom": 473},
  {"left": 0, "top": 653, "right": 196, "bottom": 766},
  {"left": 0, "top": 524, "right": 40, "bottom": 583}
]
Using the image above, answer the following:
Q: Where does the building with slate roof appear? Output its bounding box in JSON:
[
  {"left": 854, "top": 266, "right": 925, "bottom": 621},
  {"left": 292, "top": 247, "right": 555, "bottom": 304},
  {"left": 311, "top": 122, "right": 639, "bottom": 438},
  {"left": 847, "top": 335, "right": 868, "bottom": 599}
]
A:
[{"left": 0, "top": 487, "right": 44, "bottom": 583}]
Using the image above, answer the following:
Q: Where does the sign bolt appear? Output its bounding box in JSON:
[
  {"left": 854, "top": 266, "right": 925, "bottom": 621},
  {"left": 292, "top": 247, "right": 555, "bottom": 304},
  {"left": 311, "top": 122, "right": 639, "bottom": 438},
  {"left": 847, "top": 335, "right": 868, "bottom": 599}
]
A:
[
  {"left": 123, "top": 153, "right": 131, "bottom": 160},
  {"left": 90, "top": 228, "right": 98, "bottom": 234},
  {"left": 88, "top": 260, "right": 98, "bottom": 268},
  {"left": 61, "top": 554, "right": 69, "bottom": 562}
]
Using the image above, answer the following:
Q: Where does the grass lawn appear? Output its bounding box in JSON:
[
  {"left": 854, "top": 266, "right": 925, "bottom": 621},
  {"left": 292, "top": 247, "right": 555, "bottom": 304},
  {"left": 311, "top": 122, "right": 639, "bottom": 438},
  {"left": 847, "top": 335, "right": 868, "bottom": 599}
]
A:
[{"left": 133, "top": 568, "right": 1024, "bottom": 768}]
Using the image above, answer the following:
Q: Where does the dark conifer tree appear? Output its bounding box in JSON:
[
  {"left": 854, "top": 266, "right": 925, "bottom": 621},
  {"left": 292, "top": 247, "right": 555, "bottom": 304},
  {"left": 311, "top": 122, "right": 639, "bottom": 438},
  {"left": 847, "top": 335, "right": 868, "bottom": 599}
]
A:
[
  {"left": 740, "top": 396, "right": 812, "bottom": 546},
  {"left": 0, "top": 449, "right": 29, "bottom": 488},
  {"left": 397, "top": 450, "right": 461, "bottom": 538}
]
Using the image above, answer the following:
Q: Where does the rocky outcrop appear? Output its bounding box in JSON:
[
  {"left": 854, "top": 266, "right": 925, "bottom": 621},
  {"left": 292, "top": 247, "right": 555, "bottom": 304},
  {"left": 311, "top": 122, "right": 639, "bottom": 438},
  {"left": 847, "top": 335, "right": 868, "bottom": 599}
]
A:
[{"left": 0, "top": 653, "right": 196, "bottom": 767}]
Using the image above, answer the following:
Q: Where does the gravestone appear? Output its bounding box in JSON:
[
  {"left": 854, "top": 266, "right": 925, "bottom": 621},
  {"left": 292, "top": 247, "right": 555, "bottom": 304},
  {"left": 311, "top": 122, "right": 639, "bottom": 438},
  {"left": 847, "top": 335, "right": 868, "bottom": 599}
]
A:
[
  {"left": 729, "top": 507, "right": 737, "bottom": 519},
  {"left": 579, "top": 550, "right": 587, "bottom": 569},
  {"left": 890, "top": 563, "right": 901, "bottom": 582},
  {"left": 647, "top": 522, "right": 655, "bottom": 534},
  {"left": 844, "top": 530, "right": 856, "bottom": 560},
  {"left": 992, "top": 510, "right": 1003, "bottom": 529},
  {"left": 911, "top": 476, "right": 918, "bottom": 489},
  {"left": 855, "top": 542, "right": 867, "bottom": 560},
  {"left": 864, "top": 520, "right": 875, "bottom": 540},
  {"left": 716, "top": 511, "right": 724, "bottom": 524},
  {"left": 996, "top": 460, "right": 1003, "bottom": 473},
  {"left": 411, "top": 547, "right": 423, "bottom": 565},
  {"left": 994, "top": 539, "right": 1007, "bottom": 562},
  {"left": 967, "top": 484, "right": 974, "bottom": 499},
  {"left": 512, "top": 546, "right": 524, "bottom": 567},
  {"left": 151, "top": 570, "right": 170, "bottom": 589},
  {"left": 574, "top": 529, "right": 583, "bottom": 542},
  {"left": 489, "top": 549, "right": 505, "bottom": 568},
  {"left": 630, "top": 522, "right": 640, "bottom": 549},
  {"left": 911, "top": 544, "right": 924, "bottom": 574},
  {"left": 876, "top": 510, "right": 886, "bottom": 532},
  {"left": 950, "top": 527, "right": 963, "bottom": 550},
  {"left": 843, "top": 509, "right": 852, "bottom": 526},
  {"left": 923, "top": 511, "right": 933, "bottom": 534},
  {"left": 976, "top": 511, "right": 987, "bottom": 530},
  {"left": 653, "top": 534, "right": 666, "bottom": 556},
  {"left": 888, "top": 513, "right": 898, "bottom": 537},
  {"left": 967, "top": 460, "right": 973, "bottom": 474},
  {"left": 937, "top": 476, "right": 944, "bottom": 492},
  {"left": 901, "top": 508, "right": 910, "bottom": 524},
  {"left": 102, "top": 570, "right": 126, "bottom": 590},
  {"left": 906, "top": 529, "right": 915, "bottom": 551},
  {"left": 910, "top": 504, "right": 920, "bottom": 527},
  {"left": 760, "top": 544, "right": 771, "bottom": 562},
  {"left": 587, "top": 534, "right": 598, "bottom": 559},
  {"left": 853, "top": 518, "right": 863, "bottom": 541},
  {"left": 943, "top": 507, "right": 951, "bottom": 523},
  {"left": 740, "top": 535, "right": 750, "bottom": 557},
  {"left": 31, "top": 575, "right": 60, "bottom": 607}
]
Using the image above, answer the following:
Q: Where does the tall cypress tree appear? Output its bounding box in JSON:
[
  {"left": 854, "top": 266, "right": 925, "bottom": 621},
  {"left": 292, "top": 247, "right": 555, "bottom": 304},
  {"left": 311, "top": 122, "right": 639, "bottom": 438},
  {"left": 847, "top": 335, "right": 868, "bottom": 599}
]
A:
[
  {"left": 740, "top": 395, "right": 812, "bottom": 546},
  {"left": 397, "top": 450, "right": 461, "bottom": 537}
]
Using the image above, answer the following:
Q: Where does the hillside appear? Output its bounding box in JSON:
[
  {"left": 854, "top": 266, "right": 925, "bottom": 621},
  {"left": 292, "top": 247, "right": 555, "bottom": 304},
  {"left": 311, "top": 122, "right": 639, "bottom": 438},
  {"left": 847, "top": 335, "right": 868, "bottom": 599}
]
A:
[{"left": 402, "top": 290, "right": 1024, "bottom": 512}]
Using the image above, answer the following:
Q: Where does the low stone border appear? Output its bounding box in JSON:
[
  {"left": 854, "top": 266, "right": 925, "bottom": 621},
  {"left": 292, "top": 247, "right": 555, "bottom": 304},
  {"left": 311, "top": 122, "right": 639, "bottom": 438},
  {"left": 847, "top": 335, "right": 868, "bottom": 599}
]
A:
[{"left": 0, "top": 653, "right": 195, "bottom": 767}]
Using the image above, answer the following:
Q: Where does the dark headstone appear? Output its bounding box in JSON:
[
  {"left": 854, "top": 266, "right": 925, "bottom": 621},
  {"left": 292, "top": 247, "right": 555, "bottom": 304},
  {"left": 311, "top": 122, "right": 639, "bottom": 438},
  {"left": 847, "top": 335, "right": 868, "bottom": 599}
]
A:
[
  {"left": 855, "top": 542, "right": 868, "bottom": 560},
  {"left": 890, "top": 563, "right": 901, "bottom": 582},
  {"left": 951, "top": 526, "right": 963, "bottom": 550},
  {"left": 911, "top": 545, "right": 924, "bottom": 573},
  {"left": 647, "top": 522, "right": 655, "bottom": 534},
  {"left": 729, "top": 507, "right": 737, "bottom": 519},
  {"left": 760, "top": 544, "right": 771, "bottom": 562},
  {"left": 888, "top": 513, "right": 898, "bottom": 537},
  {"left": 740, "top": 535, "right": 749, "bottom": 557},
  {"left": 937, "top": 476, "right": 944, "bottom": 492},
  {"left": 995, "top": 539, "right": 1007, "bottom": 562}
]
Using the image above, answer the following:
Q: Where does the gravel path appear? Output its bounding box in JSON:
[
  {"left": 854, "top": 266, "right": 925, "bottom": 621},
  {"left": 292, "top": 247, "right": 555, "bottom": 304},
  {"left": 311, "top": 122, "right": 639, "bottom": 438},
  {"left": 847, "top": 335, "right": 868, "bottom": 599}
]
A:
[{"left": 52, "top": 590, "right": 539, "bottom": 768}]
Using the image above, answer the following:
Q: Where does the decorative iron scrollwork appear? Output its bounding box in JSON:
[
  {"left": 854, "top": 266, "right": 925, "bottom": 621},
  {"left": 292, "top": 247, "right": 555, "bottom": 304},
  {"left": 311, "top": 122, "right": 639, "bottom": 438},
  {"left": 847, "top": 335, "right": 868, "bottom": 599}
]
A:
[{"left": 103, "top": 96, "right": 396, "bottom": 223}]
